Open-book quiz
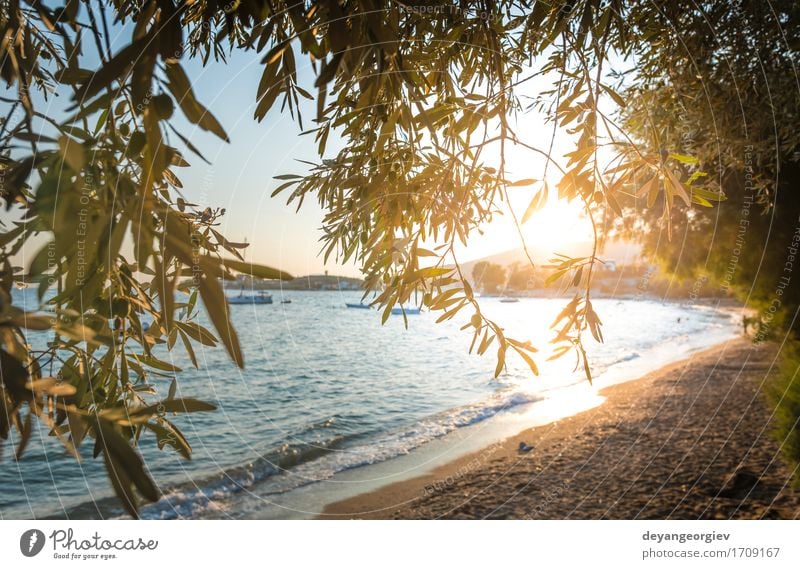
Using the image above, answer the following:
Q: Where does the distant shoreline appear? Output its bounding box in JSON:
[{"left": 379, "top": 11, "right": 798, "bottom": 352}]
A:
[
  {"left": 222, "top": 285, "right": 743, "bottom": 305},
  {"left": 320, "top": 338, "right": 800, "bottom": 519}
]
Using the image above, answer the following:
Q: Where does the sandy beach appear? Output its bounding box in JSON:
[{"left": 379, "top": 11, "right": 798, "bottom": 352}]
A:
[{"left": 322, "top": 338, "right": 800, "bottom": 519}]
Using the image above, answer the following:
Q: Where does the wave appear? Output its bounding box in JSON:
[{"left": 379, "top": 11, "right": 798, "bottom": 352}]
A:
[
  {"left": 16, "top": 297, "right": 744, "bottom": 521},
  {"left": 615, "top": 352, "right": 640, "bottom": 364},
  {"left": 125, "top": 389, "right": 544, "bottom": 519}
]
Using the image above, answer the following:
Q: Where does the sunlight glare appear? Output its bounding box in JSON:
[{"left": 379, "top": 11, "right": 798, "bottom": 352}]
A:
[{"left": 522, "top": 197, "right": 594, "bottom": 251}]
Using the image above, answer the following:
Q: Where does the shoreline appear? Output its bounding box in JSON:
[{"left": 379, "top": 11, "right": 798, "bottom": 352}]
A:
[
  {"left": 12, "top": 299, "right": 744, "bottom": 520},
  {"left": 321, "top": 338, "right": 800, "bottom": 519}
]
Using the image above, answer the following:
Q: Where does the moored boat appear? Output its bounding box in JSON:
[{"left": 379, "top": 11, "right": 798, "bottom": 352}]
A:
[
  {"left": 391, "top": 306, "right": 421, "bottom": 315},
  {"left": 228, "top": 290, "right": 273, "bottom": 304}
]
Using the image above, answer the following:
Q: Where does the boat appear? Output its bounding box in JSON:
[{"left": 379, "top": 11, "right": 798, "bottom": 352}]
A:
[
  {"left": 345, "top": 302, "right": 371, "bottom": 309},
  {"left": 225, "top": 237, "right": 273, "bottom": 305},
  {"left": 391, "top": 306, "right": 421, "bottom": 315},
  {"left": 227, "top": 290, "right": 273, "bottom": 305},
  {"left": 281, "top": 299, "right": 291, "bottom": 304},
  {"left": 499, "top": 297, "right": 520, "bottom": 303}
]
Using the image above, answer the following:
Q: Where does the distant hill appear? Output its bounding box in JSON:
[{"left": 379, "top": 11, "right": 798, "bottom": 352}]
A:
[
  {"left": 455, "top": 239, "right": 733, "bottom": 300},
  {"left": 458, "top": 239, "right": 644, "bottom": 282},
  {"left": 451, "top": 239, "right": 711, "bottom": 298},
  {"left": 227, "top": 273, "right": 364, "bottom": 291}
]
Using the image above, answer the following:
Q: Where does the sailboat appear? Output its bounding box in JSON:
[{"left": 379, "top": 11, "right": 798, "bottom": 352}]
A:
[
  {"left": 228, "top": 289, "right": 273, "bottom": 304},
  {"left": 225, "top": 237, "right": 273, "bottom": 305},
  {"left": 391, "top": 306, "right": 422, "bottom": 315}
]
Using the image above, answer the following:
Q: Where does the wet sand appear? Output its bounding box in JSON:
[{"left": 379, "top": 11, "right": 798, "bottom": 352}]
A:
[{"left": 322, "top": 338, "right": 800, "bottom": 519}]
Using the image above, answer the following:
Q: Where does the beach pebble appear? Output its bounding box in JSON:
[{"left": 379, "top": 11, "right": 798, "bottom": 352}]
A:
[
  {"left": 717, "top": 468, "right": 760, "bottom": 499},
  {"left": 518, "top": 442, "right": 534, "bottom": 453}
]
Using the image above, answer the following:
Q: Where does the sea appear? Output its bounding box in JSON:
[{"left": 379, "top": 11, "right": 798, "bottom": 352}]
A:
[{"left": 0, "top": 289, "right": 741, "bottom": 519}]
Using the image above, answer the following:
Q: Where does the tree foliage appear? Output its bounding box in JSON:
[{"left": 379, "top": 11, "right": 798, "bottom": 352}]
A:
[
  {"left": 612, "top": 0, "right": 799, "bottom": 334},
  {"left": 472, "top": 261, "right": 506, "bottom": 293},
  {"left": 2, "top": 0, "right": 791, "bottom": 515},
  {"left": 507, "top": 262, "right": 538, "bottom": 291}
]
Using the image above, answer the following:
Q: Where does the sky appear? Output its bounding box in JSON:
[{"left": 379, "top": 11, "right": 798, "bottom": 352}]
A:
[
  {"left": 2, "top": 12, "right": 625, "bottom": 280},
  {"left": 152, "top": 49, "right": 355, "bottom": 278},
  {"left": 172, "top": 49, "right": 596, "bottom": 276},
  {"left": 4, "top": 25, "right": 358, "bottom": 279}
]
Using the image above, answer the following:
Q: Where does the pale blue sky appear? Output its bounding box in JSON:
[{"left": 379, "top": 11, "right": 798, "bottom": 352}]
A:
[
  {"left": 178, "top": 49, "right": 573, "bottom": 278},
  {"left": 173, "top": 50, "right": 356, "bottom": 277},
  {"left": 4, "top": 14, "right": 618, "bottom": 280}
]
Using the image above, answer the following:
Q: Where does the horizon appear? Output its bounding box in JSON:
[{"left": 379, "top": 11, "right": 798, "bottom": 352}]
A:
[{"left": 1, "top": 1, "right": 798, "bottom": 560}]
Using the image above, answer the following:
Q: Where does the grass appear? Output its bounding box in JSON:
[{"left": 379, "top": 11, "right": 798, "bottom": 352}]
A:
[{"left": 766, "top": 339, "right": 800, "bottom": 485}]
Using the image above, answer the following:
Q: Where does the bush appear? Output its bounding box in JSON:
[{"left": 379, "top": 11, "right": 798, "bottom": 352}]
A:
[{"left": 766, "top": 340, "right": 800, "bottom": 485}]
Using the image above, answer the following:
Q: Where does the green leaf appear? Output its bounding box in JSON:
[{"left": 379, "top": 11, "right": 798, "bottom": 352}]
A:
[
  {"left": 144, "top": 421, "right": 192, "bottom": 460},
  {"left": 165, "top": 62, "right": 230, "bottom": 142},
  {"left": 175, "top": 321, "right": 218, "bottom": 347},
  {"left": 664, "top": 168, "right": 691, "bottom": 206},
  {"left": 58, "top": 136, "right": 85, "bottom": 172},
  {"left": 545, "top": 269, "right": 568, "bottom": 285},
  {"left": 509, "top": 178, "right": 537, "bottom": 187},
  {"left": 494, "top": 344, "right": 506, "bottom": 378},
  {"left": 14, "top": 411, "right": 33, "bottom": 460},
  {"left": 414, "top": 267, "right": 453, "bottom": 279},
  {"left": 0, "top": 224, "right": 26, "bottom": 248},
  {"left": 262, "top": 41, "right": 290, "bottom": 65},
  {"left": 668, "top": 153, "right": 699, "bottom": 165},
  {"left": 521, "top": 182, "right": 549, "bottom": 224},
  {"left": 218, "top": 257, "right": 293, "bottom": 280},
  {"left": 691, "top": 186, "right": 727, "bottom": 204},
  {"left": 167, "top": 124, "right": 211, "bottom": 164},
  {"left": 198, "top": 275, "right": 244, "bottom": 367},
  {"left": 514, "top": 346, "right": 539, "bottom": 376},
  {"left": 600, "top": 84, "right": 627, "bottom": 108},
  {"left": 72, "top": 37, "right": 147, "bottom": 103},
  {"left": 92, "top": 417, "right": 160, "bottom": 505},
  {"left": 102, "top": 450, "right": 140, "bottom": 519},
  {"left": 134, "top": 355, "right": 182, "bottom": 373},
  {"left": 579, "top": 344, "right": 593, "bottom": 385}
]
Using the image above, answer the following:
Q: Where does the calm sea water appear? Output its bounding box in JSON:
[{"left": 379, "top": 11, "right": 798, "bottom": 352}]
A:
[{"left": 0, "top": 290, "right": 739, "bottom": 519}]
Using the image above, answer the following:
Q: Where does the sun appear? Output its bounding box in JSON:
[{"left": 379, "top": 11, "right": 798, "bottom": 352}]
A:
[
  {"left": 522, "top": 197, "right": 594, "bottom": 251},
  {"left": 454, "top": 190, "right": 595, "bottom": 263}
]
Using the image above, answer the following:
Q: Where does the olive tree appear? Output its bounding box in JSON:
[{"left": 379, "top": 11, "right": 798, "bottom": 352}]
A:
[{"left": 0, "top": 0, "right": 746, "bottom": 516}]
